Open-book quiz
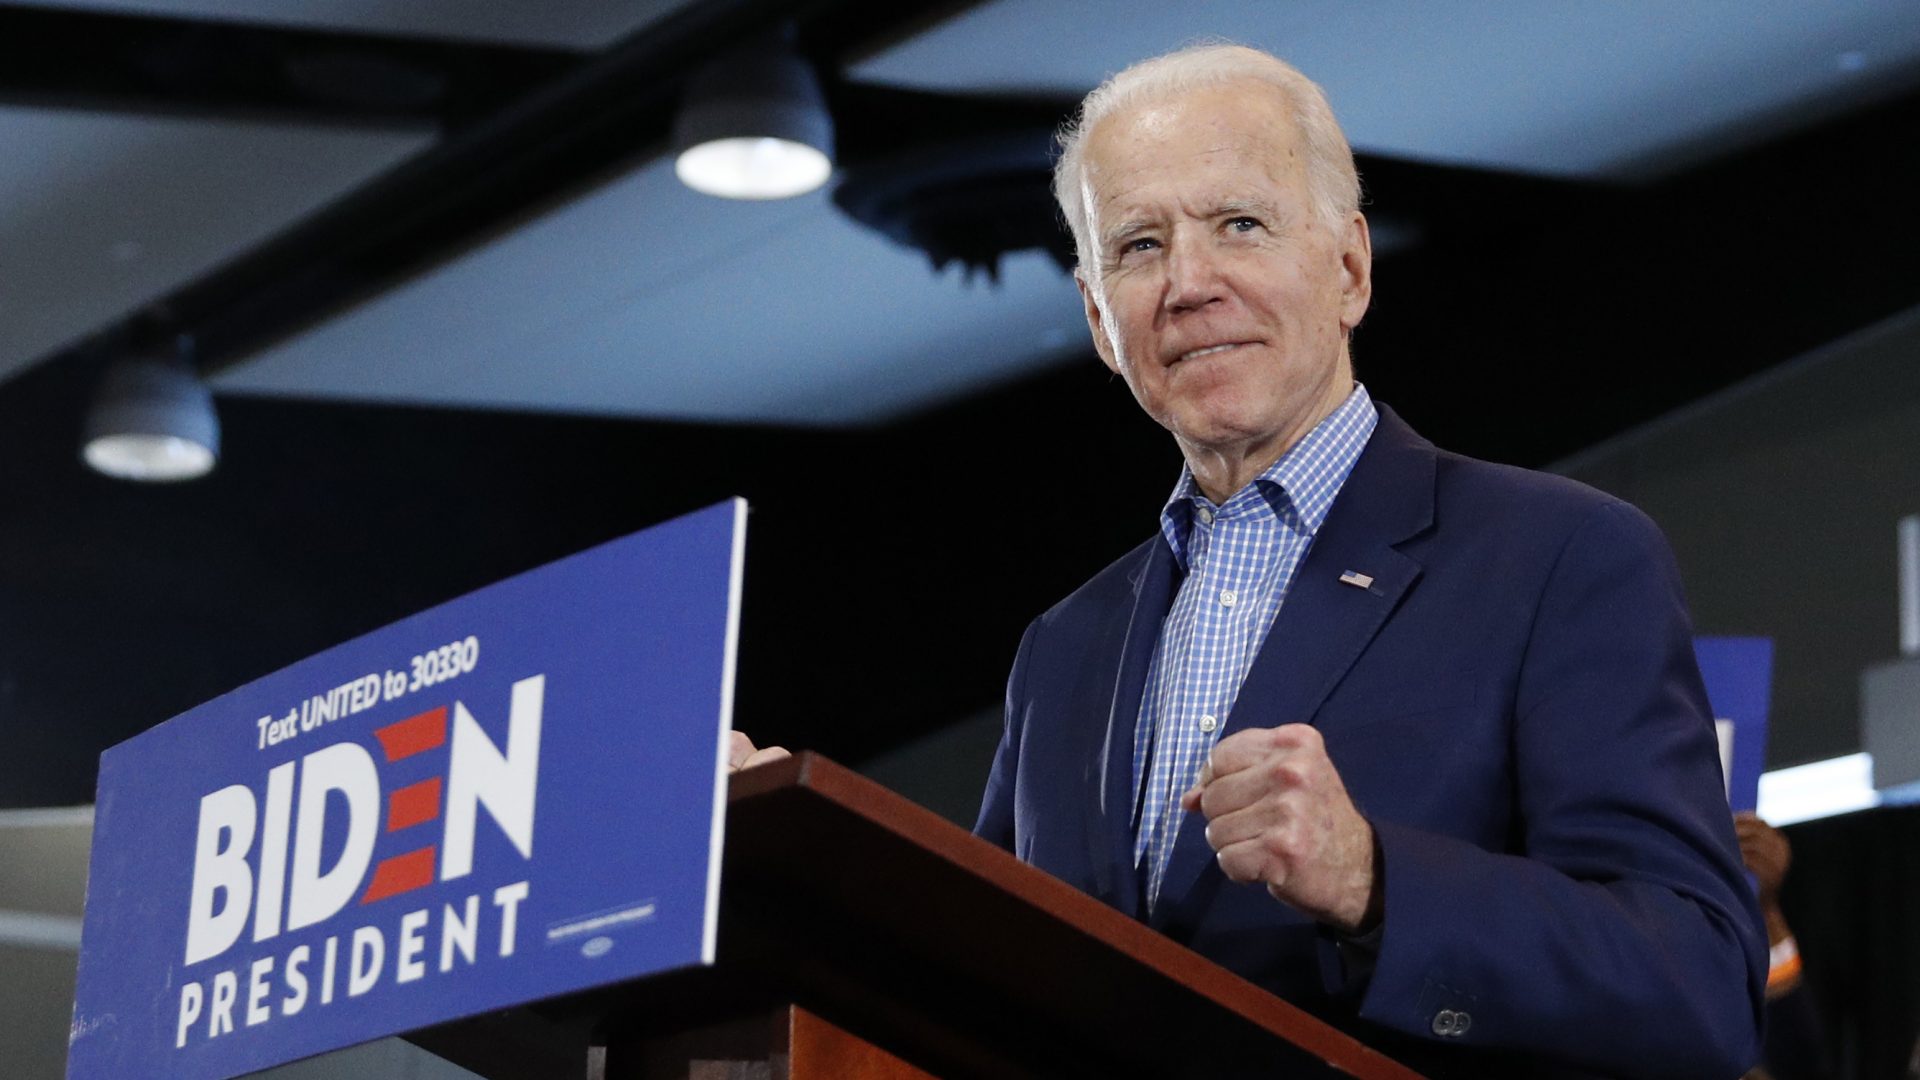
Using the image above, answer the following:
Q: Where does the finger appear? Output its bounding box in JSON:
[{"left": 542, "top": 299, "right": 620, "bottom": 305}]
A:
[
  {"left": 741, "top": 746, "right": 791, "bottom": 769},
  {"left": 1207, "top": 724, "right": 1319, "bottom": 780},
  {"left": 1212, "top": 834, "right": 1282, "bottom": 886},
  {"left": 728, "top": 731, "right": 756, "bottom": 770},
  {"left": 1181, "top": 754, "right": 1223, "bottom": 812},
  {"left": 1202, "top": 800, "right": 1288, "bottom": 853},
  {"left": 1198, "top": 753, "right": 1319, "bottom": 822}
]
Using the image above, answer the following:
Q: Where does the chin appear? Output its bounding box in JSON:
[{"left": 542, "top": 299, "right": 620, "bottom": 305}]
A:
[
  {"left": 1171, "top": 419, "right": 1267, "bottom": 455},
  {"left": 1167, "top": 397, "right": 1265, "bottom": 438}
]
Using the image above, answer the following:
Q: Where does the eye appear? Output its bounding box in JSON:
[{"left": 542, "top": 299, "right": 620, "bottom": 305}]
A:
[
  {"left": 1225, "top": 216, "right": 1262, "bottom": 233},
  {"left": 1122, "top": 236, "right": 1160, "bottom": 255}
]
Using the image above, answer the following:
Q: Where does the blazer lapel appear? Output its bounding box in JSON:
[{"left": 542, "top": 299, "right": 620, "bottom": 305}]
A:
[
  {"left": 1088, "top": 537, "right": 1180, "bottom": 921},
  {"left": 1152, "top": 407, "right": 1437, "bottom": 925}
]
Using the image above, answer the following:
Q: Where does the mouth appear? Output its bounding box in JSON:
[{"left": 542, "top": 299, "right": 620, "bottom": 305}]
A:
[{"left": 1173, "top": 341, "right": 1254, "bottom": 365}]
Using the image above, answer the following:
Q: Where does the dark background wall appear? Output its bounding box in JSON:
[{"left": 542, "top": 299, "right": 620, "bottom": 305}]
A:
[{"left": 1561, "top": 304, "right": 1920, "bottom": 770}]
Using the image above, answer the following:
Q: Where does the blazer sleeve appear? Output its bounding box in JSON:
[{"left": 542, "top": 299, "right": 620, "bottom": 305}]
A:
[
  {"left": 1355, "top": 500, "right": 1767, "bottom": 1079},
  {"left": 974, "top": 618, "right": 1038, "bottom": 851}
]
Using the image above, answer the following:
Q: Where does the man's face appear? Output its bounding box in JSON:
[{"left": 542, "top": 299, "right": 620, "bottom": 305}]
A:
[{"left": 1076, "top": 82, "right": 1372, "bottom": 473}]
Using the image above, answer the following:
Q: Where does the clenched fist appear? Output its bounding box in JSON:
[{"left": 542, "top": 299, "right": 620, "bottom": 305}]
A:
[{"left": 1180, "top": 723, "right": 1382, "bottom": 933}]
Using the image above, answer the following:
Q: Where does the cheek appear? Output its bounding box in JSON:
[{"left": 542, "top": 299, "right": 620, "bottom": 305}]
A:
[{"left": 1107, "top": 312, "right": 1159, "bottom": 372}]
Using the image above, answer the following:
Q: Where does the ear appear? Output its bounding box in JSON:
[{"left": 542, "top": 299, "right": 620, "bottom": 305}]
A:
[
  {"left": 1076, "top": 270, "right": 1121, "bottom": 375},
  {"left": 1337, "top": 212, "right": 1374, "bottom": 331}
]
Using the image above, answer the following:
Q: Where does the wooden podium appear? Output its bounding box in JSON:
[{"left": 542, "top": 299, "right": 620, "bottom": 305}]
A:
[{"left": 407, "top": 753, "right": 1425, "bottom": 1080}]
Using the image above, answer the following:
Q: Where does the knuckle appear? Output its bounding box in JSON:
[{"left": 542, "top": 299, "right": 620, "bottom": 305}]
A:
[
  {"left": 1214, "top": 849, "right": 1242, "bottom": 878},
  {"left": 1263, "top": 820, "right": 1306, "bottom": 860},
  {"left": 1262, "top": 833, "right": 1291, "bottom": 862},
  {"left": 1273, "top": 722, "right": 1312, "bottom": 746},
  {"left": 1265, "top": 760, "right": 1307, "bottom": 788}
]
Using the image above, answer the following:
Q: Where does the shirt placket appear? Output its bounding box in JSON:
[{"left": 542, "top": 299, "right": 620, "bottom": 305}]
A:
[
  {"left": 1137, "top": 510, "right": 1207, "bottom": 898},
  {"left": 1150, "top": 512, "right": 1259, "bottom": 901}
]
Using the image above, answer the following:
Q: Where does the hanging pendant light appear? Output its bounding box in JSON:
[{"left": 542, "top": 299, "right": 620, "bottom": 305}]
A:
[
  {"left": 672, "top": 26, "right": 834, "bottom": 200},
  {"left": 82, "top": 337, "right": 220, "bottom": 482}
]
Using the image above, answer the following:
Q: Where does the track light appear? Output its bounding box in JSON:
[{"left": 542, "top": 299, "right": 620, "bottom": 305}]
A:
[
  {"left": 82, "top": 338, "right": 220, "bottom": 482},
  {"left": 672, "top": 27, "right": 834, "bottom": 200}
]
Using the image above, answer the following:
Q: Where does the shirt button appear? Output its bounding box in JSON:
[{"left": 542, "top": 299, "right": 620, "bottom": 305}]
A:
[
  {"left": 1198, "top": 715, "right": 1218, "bottom": 733},
  {"left": 1196, "top": 506, "right": 1214, "bottom": 525},
  {"left": 1219, "top": 589, "right": 1237, "bottom": 607}
]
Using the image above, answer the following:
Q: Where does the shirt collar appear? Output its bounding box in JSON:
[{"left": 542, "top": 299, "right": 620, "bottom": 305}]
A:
[{"left": 1158, "top": 383, "right": 1379, "bottom": 569}]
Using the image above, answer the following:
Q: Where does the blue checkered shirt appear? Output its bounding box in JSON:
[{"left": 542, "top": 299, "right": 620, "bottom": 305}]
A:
[{"left": 1133, "top": 384, "right": 1378, "bottom": 908}]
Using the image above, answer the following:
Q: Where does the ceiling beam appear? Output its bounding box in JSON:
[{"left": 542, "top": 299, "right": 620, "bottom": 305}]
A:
[
  {"left": 0, "top": 3, "right": 581, "bottom": 129},
  {"left": 15, "top": 0, "right": 985, "bottom": 385}
]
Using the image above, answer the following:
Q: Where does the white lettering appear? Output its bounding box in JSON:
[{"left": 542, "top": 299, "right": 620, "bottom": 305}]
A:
[
  {"left": 258, "top": 709, "right": 297, "bottom": 748},
  {"left": 175, "top": 982, "right": 203, "bottom": 1049},
  {"left": 208, "top": 970, "right": 237, "bottom": 1038},
  {"left": 493, "top": 881, "right": 529, "bottom": 958},
  {"left": 185, "top": 785, "right": 256, "bottom": 965},
  {"left": 442, "top": 676, "right": 543, "bottom": 881},
  {"left": 348, "top": 925, "right": 384, "bottom": 997},
  {"left": 397, "top": 909, "right": 429, "bottom": 983},
  {"left": 351, "top": 674, "right": 381, "bottom": 712},
  {"left": 439, "top": 895, "right": 478, "bottom": 972},
  {"left": 170, "top": 885, "right": 531, "bottom": 1049},
  {"left": 282, "top": 945, "right": 310, "bottom": 1016},
  {"left": 321, "top": 935, "right": 338, "bottom": 1005},
  {"left": 245, "top": 957, "right": 274, "bottom": 1027},
  {"left": 286, "top": 743, "right": 379, "bottom": 932},
  {"left": 253, "top": 761, "right": 295, "bottom": 943}
]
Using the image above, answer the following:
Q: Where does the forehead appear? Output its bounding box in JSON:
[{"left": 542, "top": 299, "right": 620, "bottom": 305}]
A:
[{"left": 1080, "top": 82, "right": 1305, "bottom": 222}]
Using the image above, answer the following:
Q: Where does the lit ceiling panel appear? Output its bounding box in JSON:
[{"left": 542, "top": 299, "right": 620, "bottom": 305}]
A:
[
  {"left": 0, "top": 106, "right": 429, "bottom": 383},
  {"left": 850, "top": 0, "right": 1920, "bottom": 178},
  {"left": 214, "top": 156, "right": 1089, "bottom": 424},
  {"left": 19, "top": 0, "right": 701, "bottom": 49},
  {"left": 199, "top": 0, "right": 1920, "bottom": 425}
]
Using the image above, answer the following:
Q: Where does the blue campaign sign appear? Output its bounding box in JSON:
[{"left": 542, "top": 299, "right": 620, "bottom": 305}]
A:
[
  {"left": 1694, "top": 636, "right": 1774, "bottom": 813},
  {"left": 68, "top": 499, "right": 748, "bottom": 1080}
]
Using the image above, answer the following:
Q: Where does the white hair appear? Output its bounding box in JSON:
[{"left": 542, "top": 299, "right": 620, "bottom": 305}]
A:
[{"left": 1054, "top": 43, "right": 1361, "bottom": 272}]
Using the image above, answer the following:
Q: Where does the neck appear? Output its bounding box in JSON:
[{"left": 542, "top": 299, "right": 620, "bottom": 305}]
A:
[
  {"left": 1182, "top": 377, "right": 1354, "bottom": 504},
  {"left": 1185, "top": 448, "right": 1280, "bottom": 505}
]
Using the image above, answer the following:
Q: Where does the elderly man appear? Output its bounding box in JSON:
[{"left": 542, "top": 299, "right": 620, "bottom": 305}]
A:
[
  {"left": 733, "top": 42, "right": 1765, "bottom": 1078},
  {"left": 967, "top": 44, "right": 1765, "bottom": 1079}
]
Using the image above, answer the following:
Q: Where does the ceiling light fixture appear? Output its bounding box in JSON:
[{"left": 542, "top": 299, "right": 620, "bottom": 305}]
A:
[
  {"left": 672, "top": 26, "right": 834, "bottom": 200},
  {"left": 82, "top": 337, "right": 220, "bottom": 482}
]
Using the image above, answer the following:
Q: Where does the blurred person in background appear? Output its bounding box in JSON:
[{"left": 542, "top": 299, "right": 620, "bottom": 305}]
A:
[{"left": 1738, "top": 811, "right": 1832, "bottom": 1080}]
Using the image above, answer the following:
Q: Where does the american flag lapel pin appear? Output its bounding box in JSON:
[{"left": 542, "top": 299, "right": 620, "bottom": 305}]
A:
[{"left": 1338, "top": 570, "right": 1375, "bottom": 589}]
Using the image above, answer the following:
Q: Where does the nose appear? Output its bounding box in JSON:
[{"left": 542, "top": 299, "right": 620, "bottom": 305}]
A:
[{"left": 1163, "top": 232, "right": 1227, "bottom": 314}]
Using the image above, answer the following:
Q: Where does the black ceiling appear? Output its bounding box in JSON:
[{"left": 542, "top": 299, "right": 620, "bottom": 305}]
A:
[{"left": 2, "top": 0, "right": 1919, "bottom": 806}]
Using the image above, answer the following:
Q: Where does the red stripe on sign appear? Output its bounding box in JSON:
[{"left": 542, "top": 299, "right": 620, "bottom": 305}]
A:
[
  {"left": 386, "top": 778, "right": 442, "bottom": 832},
  {"left": 373, "top": 707, "right": 447, "bottom": 762},
  {"left": 360, "top": 847, "right": 436, "bottom": 904}
]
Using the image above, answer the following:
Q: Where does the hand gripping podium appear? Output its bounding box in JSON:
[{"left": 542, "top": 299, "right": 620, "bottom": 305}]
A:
[{"left": 406, "top": 753, "right": 1425, "bottom": 1080}]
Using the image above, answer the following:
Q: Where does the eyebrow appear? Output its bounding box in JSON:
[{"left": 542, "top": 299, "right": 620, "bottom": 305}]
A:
[
  {"left": 1098, "top": 218, "right": 1157, "bottom": 250},
  {"left": 1214, "top": 198, "right": 1282, "bottom": 220}
]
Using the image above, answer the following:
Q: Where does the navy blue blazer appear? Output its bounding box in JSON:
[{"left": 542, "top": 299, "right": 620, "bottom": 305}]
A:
[{"left": 976, "top": 406, "right": 1766, "bottom": 1079}]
